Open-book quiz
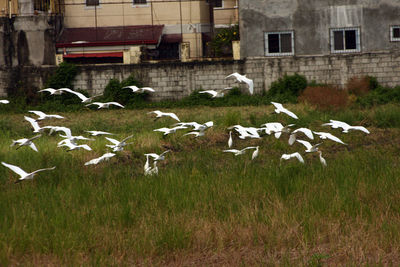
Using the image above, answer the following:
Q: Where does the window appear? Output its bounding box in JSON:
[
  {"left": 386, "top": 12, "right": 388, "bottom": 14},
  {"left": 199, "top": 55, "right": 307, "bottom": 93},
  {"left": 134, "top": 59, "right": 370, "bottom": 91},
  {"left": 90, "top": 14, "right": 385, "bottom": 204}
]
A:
[
  {"left": 390, "top": 26, "right": 400, "bottom": 41},
  {"left": 330, "top": 27, "right": 360, "bottom": 53},
  {"left": 264, "top": 31, "right": 294, "bottom": 56},
  {"left": 133, "top": 0, "right": 147, "bottom": 4},
  {"left": 86, "top": 0, "right": 99, "bottom": 6},
  {"left": 206, "top": 0, "right": 223, "bottom": 8}
]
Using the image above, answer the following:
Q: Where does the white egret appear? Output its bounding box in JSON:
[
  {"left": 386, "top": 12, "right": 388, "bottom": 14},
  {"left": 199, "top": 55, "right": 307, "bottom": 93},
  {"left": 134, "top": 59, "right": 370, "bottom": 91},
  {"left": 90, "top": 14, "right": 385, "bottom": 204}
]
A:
[
  {"left": 84, "top": 153, "right": 116, "bottom": 166},
  {"left": 183, "top": 131, "right": 205, "bottom": 137},
  {"left": 38, "top": 88, "right": 65, "bottom": 95},
  {"left": 11, "top": 134, "right": 41, "bottom": 152},
  {"left": 153, "top": 126, "right": 187, "bottom": 135},
  {"left": 43, "top": 126, "right": 72, "bottom": 137},
  {"left": 318, "top": 151, "right": 327, "bottom": 167},
  {"left": 145, "top": 161, "right": 158, "bottom": 176},
  {"left": 228, "top": 131, "right": 233, "bottom": 148},
  {"left": 280, "top": 152, "right": 304, "bottom": 164},
  {"left": 296, "top": 140, "right": 322, "bottom": 153},
  {"left": 313, "top": 131, "right": 346, "bottom": 145},
  {"left": 105, "top": 135, "right": 134, "bottom": 152},
  {"left": 85, "top": 130, "right": 114, "bottom": 136},
  {"left": 58, "top": 139, "right": 92, "bottom": 152},
  {"left": 288, "top": 127, "right": 314, "bottom": 145},
  {"left": 145, "top": 150, "right": 170, "bottom": 161},
  {"left": 271, "top": 102, "right": 299, "bottom": 119},
  {"left": 123, "top": 85, "right": 155, "bottom": 93},
  {"left": 251, "top": 146, "right": 259, "bottom": 160},
  {"left": 86, "top": 102, "right": 124, "bottom": 109},
  {"left": 59, "top": 88, "right": 101, "bottom": 103},
  {"left": 223, "top": 146, "right": 257, "bottom": 156},
  {"left": 28, "top": 110, "right": 64, "bottom": 121},
  {"left": 0, "top": 100, "right": 9, "bottom": 104},
  {"left": 225, "top": 72, "right": 254, "bottom": 95},
  {"left": 322, "top": 120, "right": 370, "bottom": 134},
  {"left": 2, "top": 162, "right": 55, "bottom": 183},
  {"left": 148, "top": 110, "right": 180, "bottom": 122},
  {"left": 24, "top": 116, "right": 45, "bottom": 133},
  {"left": 199, "top": 87, "right": 233, "bottom": 98}
]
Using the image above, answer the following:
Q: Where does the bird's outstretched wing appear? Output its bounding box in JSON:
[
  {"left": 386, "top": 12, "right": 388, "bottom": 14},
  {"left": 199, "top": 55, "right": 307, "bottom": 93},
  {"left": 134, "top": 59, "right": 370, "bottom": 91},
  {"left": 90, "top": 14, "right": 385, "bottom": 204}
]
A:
[
  {"left": 1, "top": 162, "right": 29, "bottom": 178},
  {"left": 31, "top": 166, "right": 56, "bottom": 175},
  {"left": 296, "top": 140, "right": 312, "bottom": 150},
  {"left": 105, "top": 137, "right": 120, "bottom": 145},
  {"left": 109, "top": 102, "right": 125, "bottom": 108}
]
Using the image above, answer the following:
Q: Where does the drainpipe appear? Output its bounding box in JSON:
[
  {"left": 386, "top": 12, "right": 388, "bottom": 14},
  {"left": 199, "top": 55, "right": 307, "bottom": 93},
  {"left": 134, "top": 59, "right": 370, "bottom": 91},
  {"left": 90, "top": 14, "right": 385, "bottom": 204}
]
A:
[{"left": 8, "top": 0, "right": 12, "bottom": 19}]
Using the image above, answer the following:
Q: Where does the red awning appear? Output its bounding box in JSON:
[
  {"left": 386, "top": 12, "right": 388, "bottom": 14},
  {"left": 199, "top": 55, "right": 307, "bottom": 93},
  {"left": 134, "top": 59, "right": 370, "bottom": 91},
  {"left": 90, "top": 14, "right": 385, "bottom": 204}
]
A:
[
  {"left": 56, "top": 25, "right": 164, "bottom": 48},
  {"left": 63, "top": 52, "right": 123, "bottom": 58}
]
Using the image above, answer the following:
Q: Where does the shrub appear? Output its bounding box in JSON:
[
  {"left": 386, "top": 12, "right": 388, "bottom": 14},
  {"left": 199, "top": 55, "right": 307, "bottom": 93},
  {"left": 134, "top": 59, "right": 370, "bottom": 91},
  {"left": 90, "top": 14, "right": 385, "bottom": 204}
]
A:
[
  {"left": 298, "top": 85, "right": 349, "bottom": 111},
  {"left": 208, "top": 24, "right": 239, "bottom": 57},
  {"left": 44, "top": 62, "right": 78, "bottom": 89},
  {"left": 346, "top": 76, "right": 372, "bottom": 96},
  {"left": 102, "top": 74, "right": 148, "bottom": 106},
  {"left": 267, "top": 73, "right": 307, "bottom": 100},
  {"left": 357, "top": 85, "right": 400, "bottom": 107}
]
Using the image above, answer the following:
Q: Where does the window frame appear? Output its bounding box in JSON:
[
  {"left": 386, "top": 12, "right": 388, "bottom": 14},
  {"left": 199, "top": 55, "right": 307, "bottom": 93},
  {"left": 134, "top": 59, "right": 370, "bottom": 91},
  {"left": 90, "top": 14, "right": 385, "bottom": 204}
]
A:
[
  {"left": 264, "top": 30, "right": 295, "bottom": 56},
  {"left": 390, "top": 25, "right": 400, "bottom": 42},
  {"left": 330, "top": 27, "right": 361, "bottom": 54},
  {"left": 213, "top": 0, "right": 223, "bottom": 9},
  {"left": 84, "top": 0, "right": 101, "bottom": 9}
]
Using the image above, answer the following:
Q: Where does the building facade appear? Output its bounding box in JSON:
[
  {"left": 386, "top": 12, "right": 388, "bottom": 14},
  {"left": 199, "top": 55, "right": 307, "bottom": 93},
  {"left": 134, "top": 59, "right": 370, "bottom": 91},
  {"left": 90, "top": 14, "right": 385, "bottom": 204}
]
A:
[{"left": 239, "top": 0, "right": 400, "bottom": 59}]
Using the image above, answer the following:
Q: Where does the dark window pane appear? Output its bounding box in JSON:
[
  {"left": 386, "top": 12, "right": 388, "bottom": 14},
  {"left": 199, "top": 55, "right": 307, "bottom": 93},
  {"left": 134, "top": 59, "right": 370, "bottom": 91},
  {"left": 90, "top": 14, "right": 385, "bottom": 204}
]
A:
[
  {"left": 333, "top": 31, "right": 344, "bottom": 50},
  {"left": 280, "top": 33, "right": 292, "bottom": 53},
  {"left": 345, "top": 30, "right": 356, "bottom": 49},
  {"left": 268, "top": 34, "right": 280, "bottom": 53},
  {"left": 133, "top": 0, "right": 147, "bottom": 4},
  {"left": 214, "top": 0, "right": 223, "bottom": 7},
  {"left": 394, "top": 27, "right": 400, "bottom": 38},
  {"left": 86, "top": 0, "right": 99, "bottom": 5}
]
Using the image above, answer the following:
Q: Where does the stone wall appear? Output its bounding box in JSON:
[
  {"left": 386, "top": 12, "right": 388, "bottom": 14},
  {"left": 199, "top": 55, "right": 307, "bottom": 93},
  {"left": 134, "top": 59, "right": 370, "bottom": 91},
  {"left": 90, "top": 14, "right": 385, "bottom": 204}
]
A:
[{"left": 1, "top": 51, "right": 400, "bottom": 99}]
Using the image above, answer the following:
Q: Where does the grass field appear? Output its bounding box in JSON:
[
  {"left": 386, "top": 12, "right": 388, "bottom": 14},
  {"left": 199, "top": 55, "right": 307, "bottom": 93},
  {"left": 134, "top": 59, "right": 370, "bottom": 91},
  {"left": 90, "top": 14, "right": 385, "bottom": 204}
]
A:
[{"left": 0, "top": 104, "right": 399, "bottom": 266}]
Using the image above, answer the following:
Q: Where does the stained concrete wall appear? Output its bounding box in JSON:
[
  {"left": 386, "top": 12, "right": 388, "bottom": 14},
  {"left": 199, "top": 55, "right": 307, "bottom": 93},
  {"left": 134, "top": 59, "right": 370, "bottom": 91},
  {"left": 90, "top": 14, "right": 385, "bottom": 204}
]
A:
[
  {"left": 0, "top": 15, "right": 62, "bottom": 67},
  {"left": 240, "top": 0, "right": 400, "bottom": 58},
  {"left": 2, "top": 51, "right": 400, "bottom": 99}
]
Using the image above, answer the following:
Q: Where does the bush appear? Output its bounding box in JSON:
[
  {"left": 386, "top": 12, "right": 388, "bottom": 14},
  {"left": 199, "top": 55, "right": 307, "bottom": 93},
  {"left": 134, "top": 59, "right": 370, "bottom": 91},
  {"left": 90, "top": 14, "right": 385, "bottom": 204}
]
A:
[
  {"left": 44, "top": 62, "right": 78, "bottom": 89},
  {"left": 298, "top": 85, "right": 349, "bottom": 111},
  {"left": 357, "top": 86, "right": 400, "bottom": 107},
  {"left": 267, "top": 73, "right": 307, "bottom": 100},
  {"left": 346, "top": 76, "right": 372, "bottom": 96}
]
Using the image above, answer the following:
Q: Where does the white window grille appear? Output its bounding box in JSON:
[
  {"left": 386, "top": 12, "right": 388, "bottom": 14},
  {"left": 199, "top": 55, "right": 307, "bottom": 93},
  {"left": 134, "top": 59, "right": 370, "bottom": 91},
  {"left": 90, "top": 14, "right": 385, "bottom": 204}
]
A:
[
  {"left": 330, "top": 27, "right": 361, "bottom": 53},
  {"left": 264, "top": 31, "right": 295, "bottom": 56}
]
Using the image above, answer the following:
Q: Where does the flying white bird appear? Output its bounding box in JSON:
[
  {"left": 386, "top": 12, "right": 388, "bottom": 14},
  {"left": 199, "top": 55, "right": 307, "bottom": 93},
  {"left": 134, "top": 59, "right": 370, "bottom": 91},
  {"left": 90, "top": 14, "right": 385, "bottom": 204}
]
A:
[
  {"left": 38, "top": 88, "right": 65, "bottom": 95},
  {"left": 59, "top": 88, "right": 101, "bottom": 103},
  {"left": 313, "top": 131, "right": 346, "bottom": 145},
  {"left": 228, "top": 125, "right": 260, "bottom": 139},
  {"left": 223, "top": 146, "right": 257, "bottom": 156},
  {"left": 199, "top": 87, "right": 233, "bottom": 98},
  {"left": 84, "top": 153, "right": 116, "bottom": 166},
  {"left": 280, "top": 152, "right": 304, "bottom": 164},
  {"left": 2, "top": 162, "right": 55, "bottom": 183},
  {"left": 58, "top": 139, "right": 92, "bottom": 152},
  {"left": 28, "top": 110, "right": 64, "bottom": 121},
  {"left": 11, "top": 134, "right": 41, "bottom": 152},
  {"left": 105, "top": 135, "right": 134, "bottom": 152},
  {"left": 123, "top": 85, "right": 155, "bottom": 93},
  {"left": 153, "top": 126, "right": 187, "bottom": 135},
  {"left": 260, "top": 122, "right": 295, "bottom": 138},
  {"left": 145, "top": 150, "right": 170, "bottom": 161},
  {"left": 288, "top": 127, "right": 314, "bottom": 145},
  {"left": 226, "top": 72, "right": 254, "bottom": 95},
  {"left": 174, "top": 121, "right": 213, "bottom": 131},
  {"left": 0, "top": 100, "right": 9, "bottom": 104},
  {"left": 24, "top": 116, "right": 45, "bottom": 133},
  {"left": 318, "top": 151, "right": 327, "bottom": 167},
  {"left": 322, "top": 120, "right": 370, "bottom": 134},
  {"left": 148, "top": 110, "right": 180, "bottom": 122},
  {"left": 85, "top": 130, "right": 114, "bottom": 136},
  {"left": 43, "top": 126, "right": 72, "bottom": 137},
  {"left": 296, "top": 140, "right": 322, "bottom": 153},
  {"left": 271, "top": 102, "right": 299, "bottom": 119},
  {"left": 228, "top": 131, "right": 233, "bottom": 148},
  {"left": 86, "top": 102, "right": 124, "bottom": 109},
  {"left": 183, "top": 131, "right": 205, "bottom": 137}
]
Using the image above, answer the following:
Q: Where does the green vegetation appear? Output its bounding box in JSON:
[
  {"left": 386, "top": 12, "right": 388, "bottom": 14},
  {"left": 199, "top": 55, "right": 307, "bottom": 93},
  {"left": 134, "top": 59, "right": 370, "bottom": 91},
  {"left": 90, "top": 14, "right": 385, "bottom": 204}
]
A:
[{"left": 0, "top": 104, "right": 399, "bottom": 265}]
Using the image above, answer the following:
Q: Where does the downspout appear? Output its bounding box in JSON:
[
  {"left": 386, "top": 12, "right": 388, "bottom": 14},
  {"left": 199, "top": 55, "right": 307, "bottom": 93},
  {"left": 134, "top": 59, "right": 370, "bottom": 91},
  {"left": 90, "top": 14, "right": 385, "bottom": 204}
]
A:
[{"left": 9, "top": 0, "right": 12, "bottom": 19}]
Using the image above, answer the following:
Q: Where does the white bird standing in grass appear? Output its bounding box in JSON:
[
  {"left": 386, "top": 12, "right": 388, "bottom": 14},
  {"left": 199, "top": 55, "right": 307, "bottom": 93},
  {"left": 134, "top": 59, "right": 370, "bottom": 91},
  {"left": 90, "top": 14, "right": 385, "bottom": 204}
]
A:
[
  {"left": 280, "top": 152, "right": 304, "bottom": 164},
  {"left": 144, "top": 161, "right": 158, "bottom": 176},
  {"left": 271, "top": 102, "right": 299, "bottom": 119},
  {"left": 313, "top": 131, "right": 346, "bottom": 145},
  {"left": 84, "top": 153, "right": 116, "bottom": 166},
  {"left": 86, "top": 102, "right": 124, "bottom": 109},
  {"left": 2, "top": 162, "right": 55, "bottom": 183},
  {"left": 318, "top": 151, "right": 327, "bottom": 167},
  {"left": 59, "top": 88, "right": 102, "bottom": 103},
  {"left": 296, "top": 140, "right": 322, "bottom": 153},
  {"left": 226, "top": 72, "right": 254, "bottom": 95},
  {"left": 28, "top": 110, "right": 64, "bottom": 121},
  {"left": 322, "top": 120, "right": 370, "bottom": 134},
  {"left": 0, "top": 100, "right": 9, "bottom": 104},
  {"left": 123, "top": 85, "right": 155, "bottom": 93},
  {"left": 251, "top": 146, "right": 259, "bottom": 160},
  {"left": 85, "top": 130, "right": 114, "bottom": 136},
  {"left": 228, "top": 131, "right": 233, "bottom": 148},
  {"left": 148, "top": 110, "right": 180, "bottom": 122},
  {"left": 105, "top": 135, "right": 134, "bottom": 152},
  {"left": 11, "top": 134, "right": 41, "bottom": 152}
]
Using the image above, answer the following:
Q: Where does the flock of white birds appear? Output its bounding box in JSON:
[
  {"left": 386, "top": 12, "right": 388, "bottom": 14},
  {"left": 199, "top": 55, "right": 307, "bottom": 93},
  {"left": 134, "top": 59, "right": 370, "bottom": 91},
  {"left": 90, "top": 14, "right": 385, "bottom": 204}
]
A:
[{"left": 0, "top": 72, "right": 370, "bottom": 183}]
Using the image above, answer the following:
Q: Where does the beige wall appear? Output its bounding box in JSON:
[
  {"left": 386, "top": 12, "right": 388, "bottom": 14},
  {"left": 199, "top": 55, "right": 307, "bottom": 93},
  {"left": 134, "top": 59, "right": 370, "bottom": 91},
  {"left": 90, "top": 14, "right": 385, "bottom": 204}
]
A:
[
  {"left": 0, "top": 0, "right": 18, "bottom": 16},
  {"left": 213, "top": 0, "right": 238, "bottom": 26}
]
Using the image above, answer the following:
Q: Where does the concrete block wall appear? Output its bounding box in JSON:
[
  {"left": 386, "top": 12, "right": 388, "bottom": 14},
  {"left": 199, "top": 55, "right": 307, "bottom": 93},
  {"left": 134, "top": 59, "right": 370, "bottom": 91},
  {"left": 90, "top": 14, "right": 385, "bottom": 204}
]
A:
[{"left": 1, "top": 51, "right": 400, "bottom": 100}]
